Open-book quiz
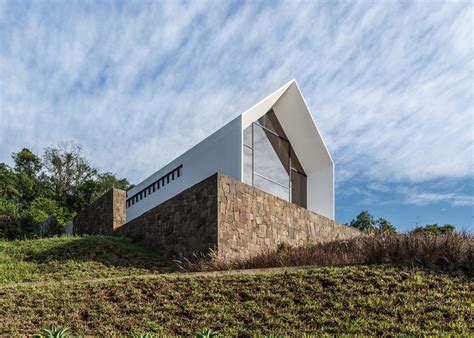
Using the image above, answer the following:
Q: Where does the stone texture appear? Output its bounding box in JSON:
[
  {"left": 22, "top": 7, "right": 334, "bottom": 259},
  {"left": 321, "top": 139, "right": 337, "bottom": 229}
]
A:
[
  {"left": 216, "top": 174, "right": 361, "bottom": 260},
  {"left": 73, "top": 173, "right": 360, "bottom": 260},
  {"left": 115, "top": 174, "right": 218, "bottom": 259},
  {"left": 73, "top": 188, "right": 126, "bottom": 235}
]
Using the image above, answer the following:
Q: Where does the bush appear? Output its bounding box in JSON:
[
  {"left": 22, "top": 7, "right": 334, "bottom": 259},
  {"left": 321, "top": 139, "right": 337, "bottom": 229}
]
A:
[
  {"left": 2, "top": 213, "right": 37, "bottom": 240},
  {"left": 1, "top": 214, "right": 65, "bottom": 240},
  {"left": 178, "top": 232, "right": 473, "bottom": 276}
]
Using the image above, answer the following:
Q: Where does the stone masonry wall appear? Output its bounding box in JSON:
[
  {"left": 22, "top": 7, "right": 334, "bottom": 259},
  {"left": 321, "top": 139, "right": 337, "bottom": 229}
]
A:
[
  {"left": 73, "top": 173, "right": 359, "bottom": 260},
  {"left": 115, "top": 174, "right": 218, "bottom": 259},
  {"left": 73, "top": 188, "right": 126, "bottom": 235},
  {"left": 217, "top": 174, "right": 361, "bottom": 260}
]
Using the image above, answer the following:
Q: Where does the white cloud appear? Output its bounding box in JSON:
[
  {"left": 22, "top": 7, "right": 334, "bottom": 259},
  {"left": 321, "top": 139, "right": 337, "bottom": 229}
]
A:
[
  {"left": 403, "top": 191, "right": 474, "bottom": 207},
  {"left": 0, "top": 0, "right": 472, "bottom": 191}
]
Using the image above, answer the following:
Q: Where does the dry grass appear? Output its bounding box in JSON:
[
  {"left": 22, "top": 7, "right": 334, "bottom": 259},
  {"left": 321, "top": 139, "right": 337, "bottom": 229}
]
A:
[
  {"left": 361, "top": 231, "right": 473, "bottom": 275},
  {"left": 178, "top": 232, "right": 474, "bottom": 276}
]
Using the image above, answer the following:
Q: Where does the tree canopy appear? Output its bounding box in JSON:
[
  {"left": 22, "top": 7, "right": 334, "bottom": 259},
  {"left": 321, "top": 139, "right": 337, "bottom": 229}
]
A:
[
  {"left": 348, "top": 211, "right": 458, "bottom": 235},
  {"left": 412, "top": 223, "right": 455, "bottom": 235},
  {"left": 349, "top": 211, "right": 396, "bottom": 234},
  {"left": 0, "top": 142, "right": 130, "bottom": 239}
]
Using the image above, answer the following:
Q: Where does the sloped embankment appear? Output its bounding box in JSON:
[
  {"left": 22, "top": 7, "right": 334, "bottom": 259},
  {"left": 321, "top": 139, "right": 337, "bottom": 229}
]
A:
[
  {"left": 0, "top": 265, "right": 472, "bottom": 335},
  {"left": 0, "top": 235, "right": 172, "bottom": 284}
]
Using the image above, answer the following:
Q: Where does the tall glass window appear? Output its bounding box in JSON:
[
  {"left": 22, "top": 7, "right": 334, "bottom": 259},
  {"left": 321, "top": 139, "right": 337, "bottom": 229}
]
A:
[{"left": 243, "top": 110, "right": 307, "bottom": 207}]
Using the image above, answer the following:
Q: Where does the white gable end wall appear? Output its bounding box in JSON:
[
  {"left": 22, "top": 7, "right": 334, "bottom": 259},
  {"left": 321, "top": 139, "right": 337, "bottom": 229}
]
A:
[
  {"left": 241, "top": 80, "right": 335, "bottom": 219},
  {"left": 272, "top": 82, "right": 334, "bottom": 219},
  {"left": 307, "top": 166, "right": 334, "bottom": 220}
]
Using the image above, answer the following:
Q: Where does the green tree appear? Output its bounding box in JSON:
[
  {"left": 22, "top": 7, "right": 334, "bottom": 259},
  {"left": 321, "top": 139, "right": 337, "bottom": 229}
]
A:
[
  {"left": 42, "top": 142, "right": 97, "bottom": 200},
  {"left": 349, "top": 211, "right": 397, "bottom": 234},
  {"left": 3, "top": 213, "right": 37, "bottom": 240},
  {"left": 413, "top": 223, "right": 455, "bottom": 235},
  {"left": 9, "top": 149, "right": 49, "bottom": 206},
  {"left": 12, "top": 148, "right": 42, "bottom": 176},
  {"left": 440, "top": 224, "right": 456, "bottom": 233},
  {"left": 0, "top": 195, "right": 18, "bottom": 217},
  {"left": 376, "top": 218, "right": 396, "bottom": 234},
  {"left": 2, "top": 142, "right": 130, "bottom": 240},
  {"left": 0, "top": 164, "right": 19, "bottom": 200},
  {"left": 70, "top": 173, "right": 130, "bottom": 212},
  {"left": 28, "top": 197, "right": 69, "bottom": 225},
  {"left": 349, "top": 211, "right": 376, "bottom": 232},
  {"left": 94, "top": 172, "right": 130, "bottom": 195}
]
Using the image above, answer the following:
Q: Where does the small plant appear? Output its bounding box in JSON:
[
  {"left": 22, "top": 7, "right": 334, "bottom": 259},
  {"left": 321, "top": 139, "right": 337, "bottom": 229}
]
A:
[
  {"left": 345, "top": 316, "right": 366, "bottom": 332},
  {"left": 41, "top": 327, "right": 70, "bottom": 338},
  {"left": 195, "top": 328, "right": 219, "bottom": 338},
  {"left": 130, "top": 333, "right": 155, "bottom": 338}
]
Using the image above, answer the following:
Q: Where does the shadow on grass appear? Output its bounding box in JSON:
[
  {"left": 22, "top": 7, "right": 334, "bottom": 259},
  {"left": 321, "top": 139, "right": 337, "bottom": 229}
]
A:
[{"left": 17, "top": 235, "right": 175, "bottom": 271}]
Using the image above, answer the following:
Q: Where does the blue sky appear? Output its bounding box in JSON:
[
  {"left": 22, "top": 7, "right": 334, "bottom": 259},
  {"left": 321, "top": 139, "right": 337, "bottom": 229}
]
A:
[{"left": 0, "top": 1, "right": 472, "bottom": 232}]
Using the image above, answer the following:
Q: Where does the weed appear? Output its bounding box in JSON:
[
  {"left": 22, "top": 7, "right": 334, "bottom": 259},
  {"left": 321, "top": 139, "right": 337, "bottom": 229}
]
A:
[
  {"left": 41, "top": 327, "right": 70, "bottom": 338},
  {"left": 195, "top": 328, "right": 219, "bottom": 337}
]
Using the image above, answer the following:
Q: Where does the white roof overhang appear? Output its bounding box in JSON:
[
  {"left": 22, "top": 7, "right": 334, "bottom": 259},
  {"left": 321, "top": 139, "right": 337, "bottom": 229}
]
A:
[{"left": 241, "top": 80, "right": 333, "bottom": 174}]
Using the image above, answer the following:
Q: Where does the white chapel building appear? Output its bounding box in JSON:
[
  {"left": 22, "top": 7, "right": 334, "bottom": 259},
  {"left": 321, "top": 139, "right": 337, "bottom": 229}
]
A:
[{"left": 126, "top": 80, "right": 335, "bottom": 222}]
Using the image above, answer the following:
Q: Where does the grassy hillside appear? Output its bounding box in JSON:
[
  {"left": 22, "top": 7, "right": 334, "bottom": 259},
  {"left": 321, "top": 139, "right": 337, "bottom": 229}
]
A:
[
  {"left": 1, "top": 265, "right": 472, "bottom": 335},
  {"left": 0, "top": 236, "right": 471, "bottom": 335},
  {"left": 0, "top": 236, "right": 172, "bottom": 284}
]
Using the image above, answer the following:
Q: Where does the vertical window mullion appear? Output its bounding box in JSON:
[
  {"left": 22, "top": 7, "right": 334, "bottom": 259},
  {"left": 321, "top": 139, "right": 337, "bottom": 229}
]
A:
[
  {"left": 251, "top": 122, "right": 254, "bottom": 187},
  {"left": 289, "top": 145, "right": 292, "bottom": 202}
]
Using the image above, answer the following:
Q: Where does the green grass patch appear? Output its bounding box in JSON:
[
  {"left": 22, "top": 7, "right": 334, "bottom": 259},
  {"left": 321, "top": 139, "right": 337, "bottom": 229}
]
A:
[
  {"left": 0, "top": 265, "right": 471, "bottom": 335},
  {"left": 0, "top": 236, "right": 172, "bottom": 284}
]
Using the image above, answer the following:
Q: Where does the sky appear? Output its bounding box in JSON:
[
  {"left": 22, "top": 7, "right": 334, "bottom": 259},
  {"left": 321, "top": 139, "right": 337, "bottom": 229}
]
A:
[{"left": 0, "top": 0, "right": 473, "bottom": 232}]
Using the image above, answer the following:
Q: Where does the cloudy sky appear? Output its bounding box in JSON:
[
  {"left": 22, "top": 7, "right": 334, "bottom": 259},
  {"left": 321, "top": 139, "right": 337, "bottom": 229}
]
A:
[{"left": 0, "top": 0, "right": 473, "bottom": 231}]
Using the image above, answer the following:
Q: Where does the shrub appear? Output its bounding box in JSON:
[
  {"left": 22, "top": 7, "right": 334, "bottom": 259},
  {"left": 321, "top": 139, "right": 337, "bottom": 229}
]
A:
[{"left": 3, "top": 213, "right": 37, "bottom": 240}]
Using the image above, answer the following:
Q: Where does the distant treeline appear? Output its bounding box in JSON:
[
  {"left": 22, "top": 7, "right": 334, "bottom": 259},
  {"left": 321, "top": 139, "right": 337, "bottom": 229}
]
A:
[{"left": 348, "top": 210, "right": 456, "bottom": 234}]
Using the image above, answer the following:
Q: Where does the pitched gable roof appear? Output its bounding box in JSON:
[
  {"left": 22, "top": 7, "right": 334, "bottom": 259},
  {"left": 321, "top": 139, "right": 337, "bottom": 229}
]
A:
[{"left": 241, "top": 79, "right": 333, "bottom": 174}]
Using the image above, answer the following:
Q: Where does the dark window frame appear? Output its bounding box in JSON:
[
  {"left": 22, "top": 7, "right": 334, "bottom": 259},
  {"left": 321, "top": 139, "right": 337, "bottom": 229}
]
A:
[
  {"left": 126, "top": 165, "right": 183, "bottom": 208},
  {"left": 243, "top": 109, "right": 307, "bottom": 208}
]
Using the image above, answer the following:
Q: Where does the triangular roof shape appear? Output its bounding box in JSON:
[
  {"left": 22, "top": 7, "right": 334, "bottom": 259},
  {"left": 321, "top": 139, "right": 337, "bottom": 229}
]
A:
[{"left": 241, "top": 79, "right": 333, "bottom": 174}]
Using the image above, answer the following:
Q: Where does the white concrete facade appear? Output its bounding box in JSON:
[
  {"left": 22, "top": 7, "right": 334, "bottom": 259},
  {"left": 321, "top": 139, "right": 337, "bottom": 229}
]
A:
[
  {"left": 126, "top": 116, "right": 242, "bottom": 222},
  {"left": 126, "top": 80, "right": 335, "bottom": 222}
]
